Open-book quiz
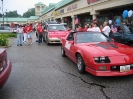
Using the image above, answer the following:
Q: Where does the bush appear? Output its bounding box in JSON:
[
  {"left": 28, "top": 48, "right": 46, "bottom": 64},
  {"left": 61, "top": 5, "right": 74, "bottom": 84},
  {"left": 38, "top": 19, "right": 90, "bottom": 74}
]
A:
[
  {"left": 0, "top": 33, "right": 17, "bottom": 38},
  {"left": 0, "top": 34, "right": 9, "bottom": 46},
  {"left": 0, "top": 33, "right": 17, "bottom": 46}
]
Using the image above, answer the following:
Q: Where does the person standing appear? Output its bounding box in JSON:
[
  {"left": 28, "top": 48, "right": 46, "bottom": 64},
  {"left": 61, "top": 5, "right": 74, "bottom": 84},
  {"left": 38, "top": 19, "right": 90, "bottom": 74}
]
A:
[
  {"left": 87, "top": 23, "right": 101, "bottom": 32},
  {"left": 76, "top": 25, "right": 82, "bottom": 32},
  {"left": 102, "top": 22, "right": 111, "bottom": 37},
  {"left": 26, "top": 23, "right": 33, "bottom": 45},
  {"left": 37, "top": 24, "right": 44, "bottom": 45},
  {"left": 17, "top": 25, "right": 23, "bottom": 46},
  {"left": 35, "top": 21, "right": 41, "bottom": 42},
  {"left": 100, "top": 25, "right": 103, "bottom": 32},
  {"left": 23, "top": 25, "right": 27, "bottom": 43},
  {"left": 83, "top": 25, "right": 88, "bottom": 32}
]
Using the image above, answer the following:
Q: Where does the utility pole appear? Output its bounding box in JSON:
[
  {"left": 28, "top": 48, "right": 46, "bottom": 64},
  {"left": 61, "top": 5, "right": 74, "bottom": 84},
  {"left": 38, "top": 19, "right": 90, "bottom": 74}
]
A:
[
  {"left": 6, "top": 9, "right": 8, "bottom": 24},
  {"left": 1, "top": 0, "right": 4, "bottom": 26}
]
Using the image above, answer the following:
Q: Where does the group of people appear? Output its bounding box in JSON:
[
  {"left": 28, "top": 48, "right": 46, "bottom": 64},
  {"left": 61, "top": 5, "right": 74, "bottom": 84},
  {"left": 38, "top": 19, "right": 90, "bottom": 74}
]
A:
[
  {"left": 16, "top": 21, "right": 44, "bottom": 46},
  {"left": 76, "top": 21, "right": 111, "bottom": 37},
  {"left": 17, "top": 23, "right": 33, "bottom": 46}
]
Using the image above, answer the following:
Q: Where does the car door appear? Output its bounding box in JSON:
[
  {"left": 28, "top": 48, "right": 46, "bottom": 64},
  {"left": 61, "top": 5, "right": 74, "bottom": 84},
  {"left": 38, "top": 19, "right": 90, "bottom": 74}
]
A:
[{"left": 64, "top": 33, "right": 75, "bottom": 59}]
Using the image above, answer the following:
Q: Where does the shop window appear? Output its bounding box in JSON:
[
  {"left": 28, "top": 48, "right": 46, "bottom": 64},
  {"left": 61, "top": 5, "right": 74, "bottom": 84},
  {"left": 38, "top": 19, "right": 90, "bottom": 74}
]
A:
[
  {"left": 42, "top": 6, "right": 44, "bottom": 10},
  {"left": 48, "top": 18, "right": 50, "bottom": 21},
  {"left": 51, "top": 17, "right": 54, "bottom": 21}
]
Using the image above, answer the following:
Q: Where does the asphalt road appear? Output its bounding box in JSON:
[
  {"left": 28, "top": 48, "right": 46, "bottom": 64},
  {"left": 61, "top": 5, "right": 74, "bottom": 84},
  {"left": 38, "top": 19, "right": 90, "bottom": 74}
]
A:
[{"left": 0, "top": 33, "right": 133, "bottom": 99}]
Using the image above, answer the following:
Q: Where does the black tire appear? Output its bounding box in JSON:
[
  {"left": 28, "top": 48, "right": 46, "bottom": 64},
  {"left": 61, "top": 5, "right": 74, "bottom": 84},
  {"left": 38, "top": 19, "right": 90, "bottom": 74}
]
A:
[
  {"left": 76, "top": 54, "right": 85, "bottom": 74},
  {"left": 61, "top": 45, "right": 66, "bottom": 57}
]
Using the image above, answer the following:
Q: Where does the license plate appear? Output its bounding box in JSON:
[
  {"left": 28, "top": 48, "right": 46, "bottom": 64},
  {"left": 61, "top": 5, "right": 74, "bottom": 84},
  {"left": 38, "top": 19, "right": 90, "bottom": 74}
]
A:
[{"left": 120, "top": 65, "right": 130, "bottom": 72}]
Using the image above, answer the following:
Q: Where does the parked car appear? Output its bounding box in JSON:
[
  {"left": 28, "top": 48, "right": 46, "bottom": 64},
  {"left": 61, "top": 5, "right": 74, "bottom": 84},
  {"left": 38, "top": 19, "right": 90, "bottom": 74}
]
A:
[
  {"left": 43, "top": 24, "right": 69, "bottom": 45},
  {"left": 43, "top": 21, "right": 58, "bottom": 29},
  {"left": 110, "top": 24, "right": 133, "bottom": 47},
  {"left": 0, "top": 26, "right": 13, "bottom": 33},
  {"left": 0, "top": 48, "right": 12, "bottom": 88},
  {"left": 60, "top": 31, "right": 133, "bottom": 76}
]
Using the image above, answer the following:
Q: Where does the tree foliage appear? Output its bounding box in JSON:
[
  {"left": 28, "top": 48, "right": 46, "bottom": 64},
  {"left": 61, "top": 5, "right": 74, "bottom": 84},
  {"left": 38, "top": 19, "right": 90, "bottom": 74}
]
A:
[
  {"left": 4, "top": 10, "right": 21, "bottom": 17},
  {"left": 23, "top": 8, "right": 35, "bottom": 18}
]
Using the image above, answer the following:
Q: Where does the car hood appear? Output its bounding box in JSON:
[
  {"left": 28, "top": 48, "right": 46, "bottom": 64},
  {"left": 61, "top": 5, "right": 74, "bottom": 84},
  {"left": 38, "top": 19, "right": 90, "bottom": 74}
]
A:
[
  {"left": 48, "top": 31, "right": 69, "bottom": 38},
  {"left": 78, "top": 42, "right": 133, "bottom": 57}
]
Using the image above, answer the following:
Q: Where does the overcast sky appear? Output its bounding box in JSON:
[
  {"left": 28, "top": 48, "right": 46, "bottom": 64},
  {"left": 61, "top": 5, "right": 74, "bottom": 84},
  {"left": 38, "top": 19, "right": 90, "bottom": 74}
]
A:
[{"left": 0, "top": 0, "right": 60, "bottom": 15}]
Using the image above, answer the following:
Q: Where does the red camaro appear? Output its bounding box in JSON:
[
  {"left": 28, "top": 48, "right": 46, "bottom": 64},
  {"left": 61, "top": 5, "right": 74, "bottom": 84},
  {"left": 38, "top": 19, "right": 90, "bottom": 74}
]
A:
[
  {"left": 60, "top": 32, "right": 133, "bottom": 76},
  {"left": 0, "top": 49, "right": 12, "bottom": 88}
]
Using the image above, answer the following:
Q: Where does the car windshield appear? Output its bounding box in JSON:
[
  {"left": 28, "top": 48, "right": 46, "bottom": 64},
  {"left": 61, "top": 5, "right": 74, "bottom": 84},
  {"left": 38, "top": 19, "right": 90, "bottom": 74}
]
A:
[
  {"left": 123, "top": 25, "right": 132, "bottom": 33},
  {"left": 48, "top": 25, "right": 66, "bottom": 31},
  {"left": 76, "top": 32, "right": 109, "bottom": 43}
]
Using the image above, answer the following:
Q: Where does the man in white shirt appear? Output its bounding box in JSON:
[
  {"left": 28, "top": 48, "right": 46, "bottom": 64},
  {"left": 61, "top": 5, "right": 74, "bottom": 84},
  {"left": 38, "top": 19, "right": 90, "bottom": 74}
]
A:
[{"left": 102, "top": 22, "right": 110, "bottom": 37}]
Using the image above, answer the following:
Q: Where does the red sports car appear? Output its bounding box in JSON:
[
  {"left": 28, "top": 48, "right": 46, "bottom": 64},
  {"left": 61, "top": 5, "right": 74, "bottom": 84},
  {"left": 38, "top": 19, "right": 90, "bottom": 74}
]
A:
[
  {"left": 0, "top": 48, "right": 12, "bottom": 88},
  {"left": 60, "top": 32, "right": 133, "bottom": 76}
]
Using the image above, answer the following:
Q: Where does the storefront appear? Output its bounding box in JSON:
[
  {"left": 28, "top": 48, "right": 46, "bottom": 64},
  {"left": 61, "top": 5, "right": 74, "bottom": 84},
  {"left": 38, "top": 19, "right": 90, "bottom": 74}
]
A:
[
  {"left": 97, "top": 3, "right": 133, "bottom": 25},
  {"left": 37, "top": 0, "right": 133, "bottom": 30}
]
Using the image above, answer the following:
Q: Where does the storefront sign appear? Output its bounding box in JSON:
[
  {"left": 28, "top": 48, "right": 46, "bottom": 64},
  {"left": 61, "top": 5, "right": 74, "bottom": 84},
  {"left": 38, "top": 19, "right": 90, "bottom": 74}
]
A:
[
  {"left": 87, "top": 0, "right": 99, "bottom": 4},
  {"left": 67, "top": 4, "right": 77, "bottom": 11},
  {"left": 54, "top": 11, "right": 59, "bottom": 15}
]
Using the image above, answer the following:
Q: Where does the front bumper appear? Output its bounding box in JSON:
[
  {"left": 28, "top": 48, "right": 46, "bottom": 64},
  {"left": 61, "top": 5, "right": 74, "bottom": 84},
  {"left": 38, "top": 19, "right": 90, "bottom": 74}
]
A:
[
  {"left": 48, "top": 38, "right": 60, "bottom": 44},
  {"left": 0, "top": 60, "right": 12, "bottom": 88},
  {"left": 86, "top": 65, "right": 133, "bottom": 76}
]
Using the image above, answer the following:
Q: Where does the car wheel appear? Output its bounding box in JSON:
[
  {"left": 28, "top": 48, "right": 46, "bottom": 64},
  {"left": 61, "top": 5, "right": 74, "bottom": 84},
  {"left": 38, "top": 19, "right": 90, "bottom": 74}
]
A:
[
  {"left": 45, "top": 36, "right": 49, "bottom": 45},
  {"left": 76, "top": 54, "right": 85, "bottom": 74},
  {"left": 61, "top": 45, "right": 66, "bottom": 57}
]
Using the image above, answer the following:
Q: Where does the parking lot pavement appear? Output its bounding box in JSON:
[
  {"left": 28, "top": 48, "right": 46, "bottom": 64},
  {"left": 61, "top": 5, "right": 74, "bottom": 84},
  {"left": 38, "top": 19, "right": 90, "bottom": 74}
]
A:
[{"left": 0, "top": 33, "right": 133, "bottom": 99}]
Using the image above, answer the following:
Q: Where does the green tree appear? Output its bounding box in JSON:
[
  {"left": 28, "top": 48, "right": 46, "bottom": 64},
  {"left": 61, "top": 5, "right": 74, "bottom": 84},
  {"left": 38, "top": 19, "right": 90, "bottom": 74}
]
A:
[
  {"left": 23, "top": 8, "right": 35, "bottom": 17},
  {"left": 5, "top": 10, "right": 21, "bottom": 17},
  {"left": 0, "top": 13, "right": 2, "bottom": 17}
]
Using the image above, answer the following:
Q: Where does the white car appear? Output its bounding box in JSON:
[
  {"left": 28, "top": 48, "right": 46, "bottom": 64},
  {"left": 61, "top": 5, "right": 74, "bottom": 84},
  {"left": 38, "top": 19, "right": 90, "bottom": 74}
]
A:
[{"left": 0, "top": 26, "right": 13, "bottom": 33}]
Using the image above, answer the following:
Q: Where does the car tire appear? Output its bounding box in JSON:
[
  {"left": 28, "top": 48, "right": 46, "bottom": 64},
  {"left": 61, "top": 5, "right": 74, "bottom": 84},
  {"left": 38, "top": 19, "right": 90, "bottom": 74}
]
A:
[
  {"left": 61, "top": 45, "right": 66, "bottom": 57},
  {"left": 76, "top": 54, "right": 85, "bottom": 74}
]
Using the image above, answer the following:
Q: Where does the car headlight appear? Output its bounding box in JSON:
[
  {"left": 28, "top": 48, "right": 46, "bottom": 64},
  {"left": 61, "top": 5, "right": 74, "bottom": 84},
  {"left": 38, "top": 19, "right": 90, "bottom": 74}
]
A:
[{"left": 94, "top": 56, "right": 110, "bottom": 63}]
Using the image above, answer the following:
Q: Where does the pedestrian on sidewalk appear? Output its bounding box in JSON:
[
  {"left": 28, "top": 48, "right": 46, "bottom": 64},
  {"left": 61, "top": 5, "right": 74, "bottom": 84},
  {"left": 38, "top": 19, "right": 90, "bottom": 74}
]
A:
[
  {"left": 37, "top": 24, "right": 44, "bottom": 45},
  {"left": 17, "top": 25, "right": 23, "bottom": 46},
  {"left": 26, "top": 23, "right": 33, "bottom": 45},
  {"left": 35, "top": 21, "right": 41, "bottom": 42},
  {"left": 23, "top": 25, "right": 27, "bottom": 44}
]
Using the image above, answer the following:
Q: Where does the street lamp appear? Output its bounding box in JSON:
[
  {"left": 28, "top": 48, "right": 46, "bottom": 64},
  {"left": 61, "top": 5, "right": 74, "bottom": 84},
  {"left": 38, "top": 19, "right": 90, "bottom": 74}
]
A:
[{"left": 1, "top": 0, "right": 4, "bottom": 26}]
